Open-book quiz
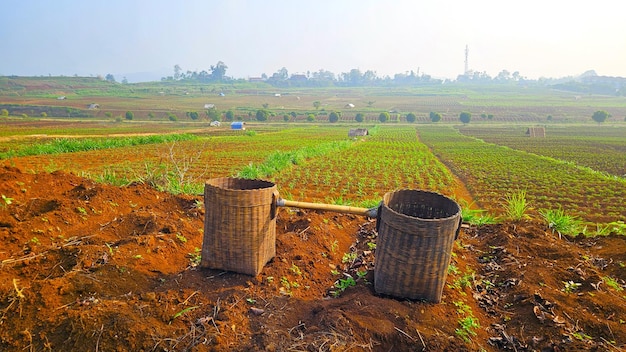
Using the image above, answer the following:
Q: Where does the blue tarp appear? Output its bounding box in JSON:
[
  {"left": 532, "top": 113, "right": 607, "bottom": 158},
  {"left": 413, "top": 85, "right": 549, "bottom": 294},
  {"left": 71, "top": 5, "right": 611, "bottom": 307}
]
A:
[{"left": 231, "top": 121, "right": 245, "bottom": 130}]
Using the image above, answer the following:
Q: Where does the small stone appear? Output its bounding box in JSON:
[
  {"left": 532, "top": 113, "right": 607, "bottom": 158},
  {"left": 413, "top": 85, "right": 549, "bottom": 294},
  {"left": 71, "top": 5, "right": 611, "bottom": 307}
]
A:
[{"left": 250, "top": 307, "right": 265, "bottom": 315}]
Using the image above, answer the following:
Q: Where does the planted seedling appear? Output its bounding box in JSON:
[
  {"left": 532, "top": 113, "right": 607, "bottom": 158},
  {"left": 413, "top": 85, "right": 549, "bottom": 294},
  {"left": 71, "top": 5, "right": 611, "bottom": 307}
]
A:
[
  {"left": 602, "top": 276, "right": 623, "bottom": 292},
  {"left": 562, "top": 281, "right": 582, "bottom": 294},
  {"left": 1, "top": 194, "right": 13, "bottom": 206},
  {"left": 289, "top": 264, "right": 302, "bottom": 276},
  {"left": 187, "top": 248, "right": 201, "bottom": 267},
  {"left": 341, "top": 252, "right": 357, "bottom": 264}
]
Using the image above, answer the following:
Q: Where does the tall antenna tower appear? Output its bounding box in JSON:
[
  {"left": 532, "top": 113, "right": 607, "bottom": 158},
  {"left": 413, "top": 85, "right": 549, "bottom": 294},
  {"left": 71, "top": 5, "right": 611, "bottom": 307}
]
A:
[{"left": 464, "top": 45, "right": 469, "bottom": 75}]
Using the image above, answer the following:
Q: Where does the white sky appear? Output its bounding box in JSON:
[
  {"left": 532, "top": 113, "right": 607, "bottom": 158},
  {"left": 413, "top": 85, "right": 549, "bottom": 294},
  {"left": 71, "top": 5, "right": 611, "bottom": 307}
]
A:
[{"left": 2, "top": 0, "right": 625, "bottom": 81}]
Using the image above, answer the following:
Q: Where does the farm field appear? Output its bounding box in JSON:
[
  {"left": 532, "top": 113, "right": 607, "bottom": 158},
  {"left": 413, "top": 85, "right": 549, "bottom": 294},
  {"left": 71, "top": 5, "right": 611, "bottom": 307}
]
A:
[
  {"left": 457, "top": 125, "right": 626, "bottom": 177},
  {"left": 418, "top": 125, "right": 626, "bottom": 227},
  {"left": 271, "top": 126, "right": 460, "bottom": 206},
  {"left": 1, "top": 78, "right": 626, "bottom": 351}
]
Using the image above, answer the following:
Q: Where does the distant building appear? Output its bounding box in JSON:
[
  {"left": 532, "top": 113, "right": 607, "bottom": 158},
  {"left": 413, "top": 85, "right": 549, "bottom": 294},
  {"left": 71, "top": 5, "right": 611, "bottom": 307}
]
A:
[
  {"left": 231, "top": 121, "right": 245, "bottom": 130},
  {"left": 345, "top": 103, "right": 355, "bottom": 108},
  {"left": 210, "top": 121, "right": 221, "bottom": 127},
  {"left": 349, "top": 128, "right": 369, "bottom": 137},
  {"left": 87, "top": 103, "right": 100, "bottom": 109},
  {"left": 526, "top": 127, "right": 546, "bottom": 137},
  {"left": 57, "top": 96, "right": 66, "bottom": 100},
  {"left": 204, "top": 104, "right": 216, "bottom": 109}
]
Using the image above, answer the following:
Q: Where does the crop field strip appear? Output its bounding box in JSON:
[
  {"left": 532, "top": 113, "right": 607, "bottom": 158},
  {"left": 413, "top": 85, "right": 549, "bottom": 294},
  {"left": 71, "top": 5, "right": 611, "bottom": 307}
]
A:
[
  {"left": 458, "top": 125, "right": 626, "bottom": 177},
  {"left": 418, "top": 125, "right": 626, "bottom": 226},
  {"left": 0, "top": 126, "right": 353, "bottom": 188},
  {"left": 271, "top": 126, "right": 458, "bottom": 206}
]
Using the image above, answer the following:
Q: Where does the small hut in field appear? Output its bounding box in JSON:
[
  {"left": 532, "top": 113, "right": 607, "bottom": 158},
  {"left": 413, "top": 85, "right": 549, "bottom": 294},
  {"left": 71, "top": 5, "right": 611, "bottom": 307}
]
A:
[
  {"left": 349, "top": 128, "right": 369, "bottom": 138},
  {"left": 231, "top": 121, "right": 245, "bottom": 130},
  {"left": 526, "top": 127, "right": 546, "bottom": 137}
]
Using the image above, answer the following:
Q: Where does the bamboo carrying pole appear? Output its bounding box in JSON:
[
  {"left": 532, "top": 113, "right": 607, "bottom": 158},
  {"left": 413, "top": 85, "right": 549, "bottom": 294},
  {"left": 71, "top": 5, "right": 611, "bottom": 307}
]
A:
[{"left": 276, "top": 198, "right": 379, "bottom": 218}]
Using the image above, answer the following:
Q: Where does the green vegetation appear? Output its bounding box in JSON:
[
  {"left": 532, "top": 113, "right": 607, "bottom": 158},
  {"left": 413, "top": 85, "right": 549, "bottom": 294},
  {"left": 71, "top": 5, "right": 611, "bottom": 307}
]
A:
[
  {"left": 419, "top": 126, "right": 626, "bottom": 227},
  {"left": 429, "top": 111, "right": 442, "bottom": 122},
  {"left": 236, "top": 140, "right": 353, "bottom": 179},
  {"left": 255, "top": 109, "right": 269, "bottom": 121},
  {"left": 0, "top": 133, "right": 198, "bottom": 159},
  {"left": 540, "top": 208, "right": 583, "bottom": 237},
  {"left": 591, "top": 110, "right": 610, "bottom": 123},
  {"left": 504, "top": 190, "right": 530, "bottom": 221},
  {"left": 459, "top": 111, "right": 471, "bottom": 124}
]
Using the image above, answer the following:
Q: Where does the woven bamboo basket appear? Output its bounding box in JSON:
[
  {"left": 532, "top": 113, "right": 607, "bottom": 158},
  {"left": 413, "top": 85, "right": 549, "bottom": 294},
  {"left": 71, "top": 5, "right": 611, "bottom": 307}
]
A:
[
  {"left": 374, "top": 189, "right": 462, "bottom": 302},
  {"left": 201, "top": 177, "right": 278, "bottom": 276}
]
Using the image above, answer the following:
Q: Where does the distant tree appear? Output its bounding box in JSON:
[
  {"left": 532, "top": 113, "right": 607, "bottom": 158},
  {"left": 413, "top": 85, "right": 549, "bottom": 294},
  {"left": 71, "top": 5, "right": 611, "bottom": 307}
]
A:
[
  {"left": 328, "top": 111, "right": 339, "bottom": 123},
  {"left": 429, "top": 111, "right": 442, "bottom": 122},
  {"left": 122, "top": 77, "right": 128, "bottom": 84},
  {"left": 355, "top": 112, "right": 365, "bottom": 122},
  {"left": 306, "top": 113, "right": 315, "bottom": 122},
  {"left": 283, "top": 114, "right": 289, "bottom": 122},
  {"left": 187, "top": 111, "right": 199, "bottom": 120},
  {"left": 147, "top": 112, "right": 154, "bottom": 119},
  {"left": 1, "top": 109, "right": 8, "bottom": 116},
  {"left": 290, "top": 111, "right": 297, "bottom": 119},
  {"left": 546, "top": 115, "right": 553, "bottom": 121},
  {"left": 206, "top": 108, "right": 219, "bottom": 121},
  {"left": 591, "top": 110, "right": 610, "bottom": 123},
  {"left": 366, "top": 101, "right": 375, "bottom": 107},
  {"left": 262, "top": 103, "right": 269, "bottom": 109},
  {"left": 40, "top": 112, "right": 47, "bottom": 117},
  {"left": 125, "top": 111, "right": 134, "bottom": 120},
  {"left": 224, "top": 110, "right": 235, "bottom": 121},
  {"left": 21, "top": 113, "right": 28, "bottom": 118},
  {"left": 459, "top": 111, "right": 471, "bottom": 124},
  {"left": 174, "top": 64, "right": 182, "bottom": 80},
  {"left": 313, "top": 101, "right": 321, "bottom": 110},
  {"left": 105, "top": 112, "right": 113, "bottom": 118},
  {"left": 487, "top": 114, "right": 494, "bottom": 120},
  {"left": 167, "top": 112, "right": 178, "bottom": 122},
  {"left": 480, "top": 113, "right": 487, "bottom": 119},
  {"left": 255, "top": 109, "right": 269, "bottom": 122},
  {"left": 378, "top": 112, "right": 390, "bottom": 123},
  {"left": 210, "top": 61, "right": 228, "bottom": 81},
  {"left": 406, "top": 112, "right": 417, "bottom": 123},
  {"left": 105, "top": 74, "right": 116, "bottom": 82}
]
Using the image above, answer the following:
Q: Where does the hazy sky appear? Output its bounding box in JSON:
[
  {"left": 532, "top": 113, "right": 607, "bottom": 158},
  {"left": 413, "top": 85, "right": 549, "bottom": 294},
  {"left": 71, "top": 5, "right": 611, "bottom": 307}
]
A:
[{"left": 2, "top": 0, "right": 625, "bottom": 81}]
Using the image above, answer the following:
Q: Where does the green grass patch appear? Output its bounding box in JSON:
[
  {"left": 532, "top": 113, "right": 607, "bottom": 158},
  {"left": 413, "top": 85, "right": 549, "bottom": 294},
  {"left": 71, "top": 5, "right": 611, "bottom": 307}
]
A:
[{"left": 0, "top": 133, "right": 198, "bottom": 159}]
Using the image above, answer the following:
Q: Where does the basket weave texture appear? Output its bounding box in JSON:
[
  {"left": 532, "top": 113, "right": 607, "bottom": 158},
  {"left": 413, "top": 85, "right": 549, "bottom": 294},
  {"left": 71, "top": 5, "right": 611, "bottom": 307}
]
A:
[
  {"left": 374, "top": 189, "right": 461, "bottom": 302},
  {"left": 201, "top": 177, "right": 277, "bottom": 276}
]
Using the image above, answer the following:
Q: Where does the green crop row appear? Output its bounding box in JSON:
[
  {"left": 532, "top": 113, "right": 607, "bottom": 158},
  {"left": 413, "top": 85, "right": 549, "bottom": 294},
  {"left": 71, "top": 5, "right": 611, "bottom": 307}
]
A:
[
  {"left": 0, "top": 133, "right": 199, "bottom": 159},
  {"left": 458, "top": 125, "right": 626, "bottom": 177},
  {"left": 418, "top": 125, "right": 626, "bottom": 226},
  {"left": 271, "top": 126, "right": 458, "bottom": 207}
]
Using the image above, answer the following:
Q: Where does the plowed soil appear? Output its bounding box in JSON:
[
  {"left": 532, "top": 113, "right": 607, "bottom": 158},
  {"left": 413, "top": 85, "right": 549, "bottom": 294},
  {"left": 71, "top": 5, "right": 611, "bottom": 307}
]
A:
[{"left": 1, "top": 166, "right": 625, "bottom": 351}]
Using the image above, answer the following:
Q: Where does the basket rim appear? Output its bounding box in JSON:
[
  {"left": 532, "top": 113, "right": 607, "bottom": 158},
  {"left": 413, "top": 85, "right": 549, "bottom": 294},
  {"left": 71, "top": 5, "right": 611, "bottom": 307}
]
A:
[
  {"left": 382, "top": 189, "right": 461, "bottom": 222},
  {"left": 206, "top": 177, "right": 276, "bottom": 192}
]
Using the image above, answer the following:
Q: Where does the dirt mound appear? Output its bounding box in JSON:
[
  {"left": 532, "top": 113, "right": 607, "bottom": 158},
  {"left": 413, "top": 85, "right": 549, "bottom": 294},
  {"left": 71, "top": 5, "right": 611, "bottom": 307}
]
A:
[{"left": 1, "top": 167, "right": 624, "bottom": 351}]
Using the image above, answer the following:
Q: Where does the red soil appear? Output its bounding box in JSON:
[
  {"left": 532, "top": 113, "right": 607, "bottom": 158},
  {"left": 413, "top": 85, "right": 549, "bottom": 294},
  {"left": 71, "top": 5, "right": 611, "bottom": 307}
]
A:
[{"left": 1, "top": 167, "right": 624, "bottom": 351}]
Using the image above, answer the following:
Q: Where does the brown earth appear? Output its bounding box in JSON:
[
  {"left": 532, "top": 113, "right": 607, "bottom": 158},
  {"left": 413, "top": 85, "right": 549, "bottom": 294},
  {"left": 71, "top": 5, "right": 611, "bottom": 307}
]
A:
[{"left": 1, "top": 166, "right": 625, "bottom": 351}]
